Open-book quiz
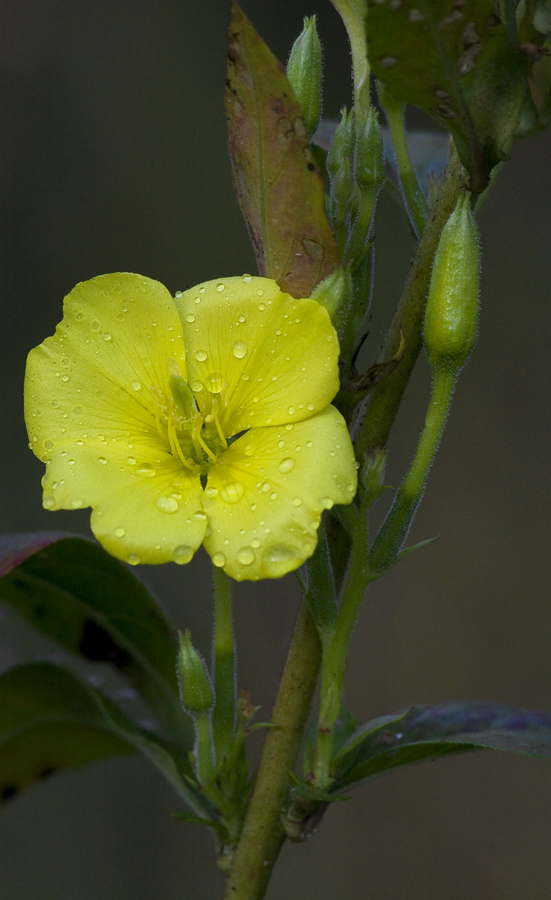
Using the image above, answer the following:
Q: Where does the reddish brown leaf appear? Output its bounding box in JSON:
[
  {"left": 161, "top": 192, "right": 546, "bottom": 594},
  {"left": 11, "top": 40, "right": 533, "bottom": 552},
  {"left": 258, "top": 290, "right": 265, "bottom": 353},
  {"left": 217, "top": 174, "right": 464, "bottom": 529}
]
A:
[{"left": 225, "top": 3, "right": 338, "bottom": 298}]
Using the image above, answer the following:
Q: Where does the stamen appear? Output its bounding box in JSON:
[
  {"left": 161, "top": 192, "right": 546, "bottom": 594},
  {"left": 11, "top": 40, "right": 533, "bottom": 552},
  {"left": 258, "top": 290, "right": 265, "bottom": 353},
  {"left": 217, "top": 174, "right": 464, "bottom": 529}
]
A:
[
  {"left": 210, "top": 398, "right": 228, "bottom": 450},
  {"left": 193, "top": 416, "right": 217, "bottom": 463},
  {"left": 167, "top": 414, "right": 196, "bottom": 471}
]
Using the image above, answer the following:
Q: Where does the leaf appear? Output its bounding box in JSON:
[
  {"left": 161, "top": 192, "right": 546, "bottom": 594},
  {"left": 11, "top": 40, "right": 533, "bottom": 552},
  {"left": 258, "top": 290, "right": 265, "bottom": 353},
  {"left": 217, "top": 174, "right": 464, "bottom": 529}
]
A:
[
  {"left": 225, "top": 2, "right": 338, "bottom": 297},
  {"left": 367, "top": 0, "right": 533, "bottom": 191},
  {"left": 0, "top": 534, "right": 187, "bottom": 743},
  {"left": 0, "top": 661, "right": 134, "bottom": 806},
  {"left": 0, "top": 662, "right": 210, "bottom": 818},
  {"left": 337, "top": 701, "right": 551, "bottom": 788}
]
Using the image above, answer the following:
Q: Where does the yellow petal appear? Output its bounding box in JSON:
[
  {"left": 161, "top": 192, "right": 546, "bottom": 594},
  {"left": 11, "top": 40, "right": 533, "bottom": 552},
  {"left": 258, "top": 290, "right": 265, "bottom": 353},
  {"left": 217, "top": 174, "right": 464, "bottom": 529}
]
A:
[
  {"left": 175, "top": 276, "right": 340, "bottom": 436},
  {"left": 25, "top": 273, "right": 186, "bottom": 463},
  {"left": 202, "top": 406, "right": 357, "bottom": 581},
  {"left": 24, "top": 273, "right": 206, "bottom": 564}
]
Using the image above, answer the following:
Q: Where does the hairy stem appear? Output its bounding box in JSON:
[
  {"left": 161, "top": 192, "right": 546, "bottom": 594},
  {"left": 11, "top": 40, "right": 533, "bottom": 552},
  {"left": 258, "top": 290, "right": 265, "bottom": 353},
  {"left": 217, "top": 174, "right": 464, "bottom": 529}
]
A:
[{"left": 223, "top": 599, "right": 322, "bottom": 900}]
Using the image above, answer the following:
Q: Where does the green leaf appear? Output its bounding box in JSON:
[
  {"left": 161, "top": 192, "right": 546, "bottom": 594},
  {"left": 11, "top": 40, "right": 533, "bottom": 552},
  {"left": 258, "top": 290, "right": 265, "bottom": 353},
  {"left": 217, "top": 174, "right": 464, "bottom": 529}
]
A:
[
  {"left": 367, "top": 0, "right": 533, "bottom": 191},
  {"left": 225, "top": 2, "right": 338, "bottom": 297},
  {"left": 0, "top": 534, "right": 187, "bottom": 743},
  {"left": 0, "top": 661, "right": 134, "bottom": 806},
  {"left": 0, "top": 662, "right": 211, "bottom": 818},
  {"left": 337, "top": 701, "right": 551, "bottom": 788}
]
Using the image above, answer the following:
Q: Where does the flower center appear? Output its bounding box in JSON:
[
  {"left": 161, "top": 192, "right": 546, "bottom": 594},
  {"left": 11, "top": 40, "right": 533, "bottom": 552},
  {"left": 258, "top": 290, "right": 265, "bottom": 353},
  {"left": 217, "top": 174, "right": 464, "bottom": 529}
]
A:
[{"left": 150, "top": 366, "right": 230, "bottom": 473}]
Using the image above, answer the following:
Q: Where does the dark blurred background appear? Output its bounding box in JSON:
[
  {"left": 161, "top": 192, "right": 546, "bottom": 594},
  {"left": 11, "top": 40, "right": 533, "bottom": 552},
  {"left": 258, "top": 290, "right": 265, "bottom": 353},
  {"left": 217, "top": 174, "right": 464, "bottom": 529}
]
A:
[{"left": 1, "top": 1, "right": 551, "bottom": 897}]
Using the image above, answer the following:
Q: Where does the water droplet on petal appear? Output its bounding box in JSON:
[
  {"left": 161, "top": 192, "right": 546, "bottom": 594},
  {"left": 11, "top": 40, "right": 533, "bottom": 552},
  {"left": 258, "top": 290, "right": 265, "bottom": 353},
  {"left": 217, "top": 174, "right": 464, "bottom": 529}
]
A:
[
  {"left": 103, "top": 332, "right": 112, "bottom": 341},
  {"left": 128, "top": 554, "right": 141, "bottom": 566},
  {"left": 251, "top": 538, "right": 261, "bottom": 549},
  {"left": 98, "top": 457, "right": 107, "bottom": 465},
  {"left": 131, "top": 380, "right": 141, "bottom": 391},
  {"left": 212, "top": 552, "right": 226, "bottom": 568},
  {"left": 288, "top": 406, "right": 296, "bottom": 415},
  {"left": 155, "top": 496, "right": 179, "bottom": 514},
  {"left": 186, "top": 313, "right": 196, "bottom": 323},
  {"left": 190, "top": 380, "right": 203, "bottom": 392},
  {"left": 91, "top": 320, "right": 101, "bottom": 331},
  {"left": 173, "top": 544, "right": 194, "bottom": 565},
  {"left": 195, "top": 350, "right": 207, "bottom": 362},
  {"left": 278, "top": 457, "right": 295, "bottom": 474},
  {"left": 136, "top": 463, "right": 155, "bottom": 476},
  {"left": 321, "top": 497, "right": 334, "bottom": 509},
  {"left": 43, "top": 496, "right": 55, "bottom": 509},
  {"left": 204, "top": 486, "right": 219, "bottom": 499},
  {"left": 242, "top": 273, "right": 252, "bottom": 283},
  {"left": 237, "top": 546, "right": 255, "bottom": 566},
  {"left": 207, "top": 372, "right": 224, "bottom": 393},
  {"left": 114, "top": 527, "right": 126, "bottom": 538},
  {"left": 306, "top": 441, "right": 314, "bottom": 448},
  {"left": 221, "top": 482, "right": 244, "bottom": 504},
  {"left": 127, "top": 456, "right": 136, "bottom": 465},
  {"left": 61, "top": 375, "right": 70, "bottom": 382},
  {"left": 261, "top": 482, "right": 271, "bottom": 493},
  {"left": 232, "top": 341, "right": 247, "bottom": 359},
  {"left": 264, "top": 544, "right": 300, "bottom": 564},
  {"left": 293, "top": 497, "right": 302, "bottom": 507},
  {"left": 216, "top": 282, "right": 225, "bottom": 292},
  {"left": 44, "top": 439, "right": 55, "bottom": 450}
]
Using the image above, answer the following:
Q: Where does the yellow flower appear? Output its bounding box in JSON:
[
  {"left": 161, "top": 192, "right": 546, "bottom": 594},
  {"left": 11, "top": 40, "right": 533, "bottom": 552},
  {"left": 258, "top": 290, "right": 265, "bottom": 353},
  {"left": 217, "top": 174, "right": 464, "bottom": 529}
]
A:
[{"left": 25, "top": 273, "right": 357, "bottom": 581}]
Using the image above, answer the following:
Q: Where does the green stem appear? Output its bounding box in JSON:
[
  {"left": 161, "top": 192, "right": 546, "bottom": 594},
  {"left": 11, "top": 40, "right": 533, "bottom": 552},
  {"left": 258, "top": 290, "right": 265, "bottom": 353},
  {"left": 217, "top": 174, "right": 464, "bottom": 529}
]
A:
[
  {"left": 314, "top": 510, "right": 374, "bottom": 788},
  {"left": 330, "top": 0, "right": 370, "bottom": 115},
  {"left": 212, "top": 566, "right": 236, "bottom": 765},
  {"left": 194, "top": 712, "right": 216, "bottom": 787},
  {"left": 369, "top": 366, "right": 456, "bottom": 571},
  {"left": 354, "top": 148, "right": 468, "bottom": 457},
  {"left": 378, "top": 84, "right": 428, "bottom": 238},
  {"left": 223, "top": 600, "right": 322, "bottom": 900}
]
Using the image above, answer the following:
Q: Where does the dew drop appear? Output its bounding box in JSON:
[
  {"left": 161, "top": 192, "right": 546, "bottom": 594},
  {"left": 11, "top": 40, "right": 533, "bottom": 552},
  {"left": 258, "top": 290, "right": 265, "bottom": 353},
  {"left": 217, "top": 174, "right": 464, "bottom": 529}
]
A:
[
  {"left": 207, "top": 372, "right": 224, "bottom": 393},
  {"left": 194, "top": 510, "right": 207, "bottom": 522},
  {"left": 50, "top": 400, "right": 59, "bottom": 409},
  {"left": 195, "top": 350, "right": 207, "bottom": 362},
  {"left": 306, "top": 441, "right": 314, "bottom": 448},
  {"left": 216, "top": 282, "right": 225, "bottom": 292},
  {"left": 212, "top": 552, "right": 226, "bottom": 568},
  {"left": 136, "top": 463, "right": 155, "bottom": 476},
  {"left": 173, "top": 544, "right": 194, "bottom": 565},
  {"left": 261, "top": 482, "right": 271, "bottom": 493},
  {"left": 203, "top": 486, "right": 218, "bottom": 499},
  {"left": 288, "top": 406, "right": 296, "bottom": 415},
  {"left": 114, "top": 527, "right": 126, "bottom": 538},
  {"left": 242, "top": 273, "right": 252, "bottom": 283},
  {"left": 258, "top": 303, "right": 266, "bottom": 311},
  {"left": 155, "top": 496, "right": 179, "bottom": 514},
  {"left": 71, "top": 498, "right": 83, "bottom": 509},
  {"left": 186, "top": 313, "right": 195, "bottom": 323},
  {"left": 44, "top": 439, "right": 55, "bottom": 450},
  {"left": 238, "top": 315, "right": 246, "bottom": 324},
  {"left": 221, "top": 482, "right": 244, "bottom": 504},
  {"left": 232, "top": 341, "right": 247, "bottom": 359},
  {"left": 43, "top": 496, "right": 55, "bottom": 509},
  {"left": 264, "top": 544, "right": 299, "bottom": 564},
  {"left": 270, "top": 492, "right": 278, "bottom": 501},
  {"left": 175, "top": 291, "right": 183, "bottom": 298},
  {"left": 131, "top": 380, "right": 141, "bottom": 391},
  {"left": 278, "top": 457, "right": 295, "bottom": 474},
  {"left": 127, "top": 456, "right": 136, "bottom": 465},
  {"left": 68, "top": 459, "right": 75, "bottom": 466},
  {"left": 103, "top": 332, "right": 112, "bottom": 341},
  {"left": 321, "top": 497, "right": 334, "bottom": 509},
  {"left": 285, "top": 423, "right": 294, "bottom": 431},
  {"left": 61, "top": 375, "right": 70, "bottom": 382},
  {"left": 251, "top": 538, "right": 261, "bottom": 549},
  {"left": 307, "top": 403, "right": 315, "bottom": 411},
  {"left": 128, "top": 554, "right": 141, "bottom": 566},
  {"left": 91, "top": 320, "right": 101, "bottom": 331},
  {"left": 237, "top": 546, "right": 255, "bottom": 566},
  {"left": 293, "top": 497, "right": 303, "bottom": 507},
  {"left": 190, "top": 380, "right": 203, "bottom": 393},
  {"left": 98, "top": 457, "right": 107, "bottom": 465}
]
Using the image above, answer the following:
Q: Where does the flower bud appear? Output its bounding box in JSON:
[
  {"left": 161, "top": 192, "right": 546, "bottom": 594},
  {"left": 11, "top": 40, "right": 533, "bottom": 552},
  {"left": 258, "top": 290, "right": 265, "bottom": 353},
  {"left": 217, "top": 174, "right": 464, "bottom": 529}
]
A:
[
  {"left": 312, "top": 266, "right": 352, "bottom": 338},
  {"left": 327, "top": 108, "right": 355, "bottom": 183},
  {"left": 286, "top": 16, "right": 323, "bottom": 139},
  {"left": 423, "top": 194, "right": 480, "bottom": 373},
  {"left": 177, "top": 630, "right": 214, "bottom": 716},
  {"left": 354, "top": 108, "right": 385, "bottom": 194}
]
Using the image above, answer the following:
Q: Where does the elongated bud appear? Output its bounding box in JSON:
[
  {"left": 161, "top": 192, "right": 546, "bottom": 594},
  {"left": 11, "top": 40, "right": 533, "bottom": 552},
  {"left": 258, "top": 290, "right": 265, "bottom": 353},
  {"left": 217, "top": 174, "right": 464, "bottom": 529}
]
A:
[
  {"left": 423, "top": 194, "right": 480, "bottom": 373},
  {"left": 354, "top": 108, "right": 385, "bottom": 193},
  {"left": 287, "top": 16, "right": 323, "bottom": 139},
  {"left": 327, "top": 108, "right": 355, "bottom": 182},
  {"left": 177, "top": 630, "right": 214, "bottom": 716}
]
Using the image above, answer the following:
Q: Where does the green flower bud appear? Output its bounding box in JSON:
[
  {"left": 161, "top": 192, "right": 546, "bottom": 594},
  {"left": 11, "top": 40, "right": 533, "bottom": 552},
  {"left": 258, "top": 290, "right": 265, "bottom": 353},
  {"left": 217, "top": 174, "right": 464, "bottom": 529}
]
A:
[
  {"left": 354, "top": 108, "right": 385, "bottom": 193},
  {"left": 423, "top": 195, "right": 480, "bottom": 373},
  {"left": 286, "top": 16, "right": 323, "bottom": 139},
  {"left": 312, "top": 266, "right": 353, "bottom": 339},
  {"left": 177, "top": 630, "right": 214, "bottom": 716},
  {"left": 327, "top": 108, "right": 355, "bottom": 182}
]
